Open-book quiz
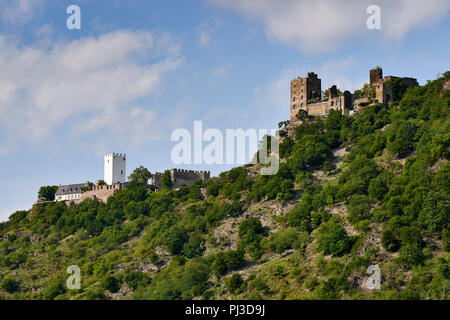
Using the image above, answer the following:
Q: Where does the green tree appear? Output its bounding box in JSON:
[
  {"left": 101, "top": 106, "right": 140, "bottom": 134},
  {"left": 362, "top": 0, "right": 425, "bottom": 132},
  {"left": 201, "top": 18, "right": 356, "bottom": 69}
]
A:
[
  {"left": 226, "top": 274, "right": 244, "bottom": 294},
  {"left": 128, "top": 166, "right": 152, "bottom": 185},
  {"left": 317, "top": 219, "right": 351, "bottom": 256},
  {"left": 38, "top": 186, "right": 59, "bottom": 201},
  {"left": 161, "top": 170, "right": 173, "bottom": 189}
]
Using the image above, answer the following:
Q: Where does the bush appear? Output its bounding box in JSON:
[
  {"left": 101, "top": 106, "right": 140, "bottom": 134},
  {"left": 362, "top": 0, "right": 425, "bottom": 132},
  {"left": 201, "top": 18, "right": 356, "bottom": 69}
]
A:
[
  {"left": 101, "top": 275, "right": 120, "bottom": 293},
  {"left": 347, "top": 195, "right": 372, "bottom": 224},
  {"left": 1, "top": 276, "right": 20, "bottom": 293},
  {"left": 317, "top": 219, "right": 351, "bottom": 256},
  {"left": 43, "top": 278, "right": 66, "bottom": 300},
  {"left": 226, "top": 274, "right": 244, "bottom": 294},
  {"left": 163, "top": 226, "right": 188, "bottom": 255},
  {"left": 238, "top": 217, "right": 264, "bottom": 245},
  {"left": 123, "top": 270, "right": 150, "bottom": 290},
  {"left": 398, "top": 244, "right": 425, "bottom": 267},
  {"left": 266, "top": 228, "right": 300, "bottom": 254},
  {"left": 381, "top": 229, "right": 400, "bottom": 252},
  {"left": 85, "top": 288, "right": 106, "bottom": 300}
]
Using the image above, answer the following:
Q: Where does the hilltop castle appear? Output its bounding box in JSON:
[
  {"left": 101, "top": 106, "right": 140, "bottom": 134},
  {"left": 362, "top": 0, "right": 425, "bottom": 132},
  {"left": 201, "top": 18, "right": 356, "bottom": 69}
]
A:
[
  {"left": 54, "top": 153, "right": 209, "bottom": 204},
  {"left": 290, "top": 67, "right": 418, "bottom": 122}
]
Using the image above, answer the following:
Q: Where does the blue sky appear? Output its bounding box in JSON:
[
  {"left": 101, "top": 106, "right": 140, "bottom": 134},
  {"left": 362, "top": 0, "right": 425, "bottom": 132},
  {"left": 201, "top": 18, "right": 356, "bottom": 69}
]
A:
[{"left": 0, "top": 0, "right": 449, "bottom": 221}]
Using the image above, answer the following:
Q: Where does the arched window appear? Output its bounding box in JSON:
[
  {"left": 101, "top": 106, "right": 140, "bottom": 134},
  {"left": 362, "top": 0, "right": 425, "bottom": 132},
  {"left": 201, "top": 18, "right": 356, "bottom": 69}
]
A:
[{"left": 293, "top": 104, "right": 296, "bottom": 109}]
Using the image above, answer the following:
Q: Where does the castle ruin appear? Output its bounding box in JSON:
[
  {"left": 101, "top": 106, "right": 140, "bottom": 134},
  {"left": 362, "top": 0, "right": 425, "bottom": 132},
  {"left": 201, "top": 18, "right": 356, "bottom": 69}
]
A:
[
  {"left": 290, "top": 67, "right": 418, "bottom": 122},
  {"left": 152, "top": 169, "right": 210, "bottom": 190}
]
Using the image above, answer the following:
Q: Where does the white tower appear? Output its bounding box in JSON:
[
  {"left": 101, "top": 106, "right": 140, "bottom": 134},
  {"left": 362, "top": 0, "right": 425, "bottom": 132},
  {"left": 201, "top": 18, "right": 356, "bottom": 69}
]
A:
[{"left": 104, "top": 153, "right": 126, "bottom": 185}]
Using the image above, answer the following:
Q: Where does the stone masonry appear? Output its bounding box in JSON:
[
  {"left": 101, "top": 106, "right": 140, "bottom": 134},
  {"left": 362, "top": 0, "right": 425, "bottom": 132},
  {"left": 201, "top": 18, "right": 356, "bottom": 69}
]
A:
[{"left": 152, "top": 169, "right": 210, "bottom": 189}]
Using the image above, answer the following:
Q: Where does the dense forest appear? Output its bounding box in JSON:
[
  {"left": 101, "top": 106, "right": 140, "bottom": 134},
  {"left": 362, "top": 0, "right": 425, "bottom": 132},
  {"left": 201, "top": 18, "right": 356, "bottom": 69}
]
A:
[{"left": 0, "top": 72, "right": 448, "bottom": 300}]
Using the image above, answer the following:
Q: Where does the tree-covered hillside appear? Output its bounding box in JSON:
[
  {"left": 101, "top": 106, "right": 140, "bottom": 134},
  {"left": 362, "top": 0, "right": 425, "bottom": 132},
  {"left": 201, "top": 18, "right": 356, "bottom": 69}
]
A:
[{"left": 1, "top": 72, "right": 449, "bottom": 300}]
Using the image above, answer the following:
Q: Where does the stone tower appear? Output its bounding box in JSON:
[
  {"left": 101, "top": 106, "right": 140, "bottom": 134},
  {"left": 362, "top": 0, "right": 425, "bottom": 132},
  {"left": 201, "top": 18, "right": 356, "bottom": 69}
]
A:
[
  {"left": 290, "top": 72, "right": 321, "bottom": 121},
  {"left": 104, "top": 153, "right": 126, "bottom": 185}
]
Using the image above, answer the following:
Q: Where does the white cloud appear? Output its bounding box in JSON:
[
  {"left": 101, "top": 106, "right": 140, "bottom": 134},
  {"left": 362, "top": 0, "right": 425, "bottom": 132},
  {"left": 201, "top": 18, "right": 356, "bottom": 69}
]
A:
[
  {"left": 0, "top": 0, "right": 45, "bottom": 25},
  {"left": 0, "top": 30, "right": 184, "bottom": 155},
  {"left": 199, "top": 29, "right": 212, "bottom": 46},
  {"left": 198, "top": 17, "right": 223, "bottom": 47},
  {"left": 208, "top": 0, "right": 450, "bottom": 52},
  {"left": 208, "top": 64, "right": 232, "bottom": 85}
]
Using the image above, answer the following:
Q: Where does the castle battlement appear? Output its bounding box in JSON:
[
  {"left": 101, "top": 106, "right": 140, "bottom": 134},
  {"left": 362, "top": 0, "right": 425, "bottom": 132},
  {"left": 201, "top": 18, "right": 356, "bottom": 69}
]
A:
[
  {"left": 105, "top": 153, "right": 126, "bottom": 158},
  {"left": 151, "top": 168, "right": 210, "bottom": 189}
]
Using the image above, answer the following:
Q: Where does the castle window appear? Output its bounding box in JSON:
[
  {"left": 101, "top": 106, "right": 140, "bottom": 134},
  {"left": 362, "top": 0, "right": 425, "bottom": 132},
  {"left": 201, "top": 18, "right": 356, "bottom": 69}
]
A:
[
  {"left": 293, "top": 97, "right": 296, "bottom": 102},
  {"left": 293, "top": 104, "right": 296, "bottom": 109},
  {"left": 301, "top": 95, "right": 303, "bottom": 99},
  {"left": 121, "top": 170, "right": 123, "bottom": 175},
  {"left": 331, "top": 101, "right": 334, "bottom": 106},
  {"left": 301, "top": 103, "right": 304, "bottom": 107}
]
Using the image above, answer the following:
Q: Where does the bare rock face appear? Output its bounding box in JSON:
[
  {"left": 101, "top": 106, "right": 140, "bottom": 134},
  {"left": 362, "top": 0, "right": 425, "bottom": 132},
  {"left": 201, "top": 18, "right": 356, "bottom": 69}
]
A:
[{"left": 442, "top": 78, "right": 450, "bottom": 91}]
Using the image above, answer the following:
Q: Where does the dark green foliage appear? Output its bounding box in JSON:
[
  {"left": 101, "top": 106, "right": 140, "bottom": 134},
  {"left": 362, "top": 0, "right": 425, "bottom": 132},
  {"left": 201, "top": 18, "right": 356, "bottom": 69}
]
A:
[
  {"left": 213, "top": 250, "right": 245, "bottom": 276},
  {"left": 1, "top": 276, "right": 20, "bottom": 293},
  {"left": 163, "top": 225, "right": 188, "bottom": 255},
  {"left": 388, "top": 78, "right": 410, "bottom": 102},
  {"left": 226, "top": 274, "right": 244, "bottom": 294},
  {"left": 101, "top": 275, "right": 120, "bottom": 293},
  {"left": 290, "top": 135, "right": 332, "bottom": 170},
  {"left": 381, "top": 229, "right": 400, "bottom": 252},
  {"left": 347, "top": 195, "right": 372, "bottom": 224},
  {"left": 398, "top": 244, "right": 425, "bottom": 267},
  {"left": 317, "top": 218, "right": 351, "bottom": 256},
  {"left": 43, "top": 278, "right": 66, "bottom": 300},
  {"left": 128, "top": 166, "right": 152, "bottom": 185},
  {"left": 387, "top": 121, "right": 417, "bottom": 157},
  {"left": 161, "top": 170, "right": 173, "bottom": 189},
  {"left": 122, "top": 270, "right": 150, "bottom": 290},
  {"left": 266, "top": 228, "right": 301, "bottom": 254},
  {"left": 38, "top": 186, "right": 59, "bottom": 201},
  {"left": 369, "top": 173, "right": 389, "bottom": 201},
  {"left": 8, "top": 210, "right": 28, "bottom": 224}
]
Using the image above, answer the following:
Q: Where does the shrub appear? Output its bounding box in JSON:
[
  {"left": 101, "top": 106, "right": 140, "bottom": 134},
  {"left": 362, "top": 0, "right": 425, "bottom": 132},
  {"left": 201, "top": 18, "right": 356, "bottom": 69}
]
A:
[
  {"left": 226, "top": 274, "right": 244, "bottom": 294},
  {"left": 1, "top": 276, "right": 20, "bottom": 293},
  {"left": 163, "top": 226, "right": 188, "bottom": 255},
  {"left": 85, "top": 288, "right": 106, "bottom": 300},
  {"left": 101, "top": 275, "right": 120, "bottom": 293},
  {"left": 266, "top": 228, "right": 300, "bottom": 254},
  {"left": 238, "top": 217, "right": 264, "bottom": 245},
  {"left": 43, "top": 278, "right": 66, "bottom": 300},
  {"left": 317, "top": 219, "right": 351, "bottom": 256},
  {"left": 347, "top": 195, "right": 372, "bottom": 224},
  {"left": 381, "top": 229, "right": 400, "bottom": 252},
  {"left": 398, "top": 244, "right": 424, "bottom": 267}
]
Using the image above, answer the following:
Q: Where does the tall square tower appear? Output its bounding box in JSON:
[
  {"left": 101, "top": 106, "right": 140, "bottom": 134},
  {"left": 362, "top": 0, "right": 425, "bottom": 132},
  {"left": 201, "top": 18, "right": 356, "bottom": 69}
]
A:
[
  {"left": 104, "top": 153, "right": 126, "bottom": 185},
  {"left": 290, "top": 72, "right": 322, "bottom": 121}
]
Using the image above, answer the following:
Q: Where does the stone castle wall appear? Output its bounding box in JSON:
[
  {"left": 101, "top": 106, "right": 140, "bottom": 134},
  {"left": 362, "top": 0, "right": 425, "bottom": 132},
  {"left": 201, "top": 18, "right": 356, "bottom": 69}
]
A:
[
  {"left": 152, "top": 169, "right": 210, "bottom": 189},
  {"left": 78, "top": 183, "right": 127, "bottom": 203}
]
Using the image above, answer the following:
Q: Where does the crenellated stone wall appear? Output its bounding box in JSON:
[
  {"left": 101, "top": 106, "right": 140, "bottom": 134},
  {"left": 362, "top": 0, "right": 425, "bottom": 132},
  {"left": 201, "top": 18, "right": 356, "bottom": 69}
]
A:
[{"left": 151, "top": 169, "right": 210, "bottom": 189}]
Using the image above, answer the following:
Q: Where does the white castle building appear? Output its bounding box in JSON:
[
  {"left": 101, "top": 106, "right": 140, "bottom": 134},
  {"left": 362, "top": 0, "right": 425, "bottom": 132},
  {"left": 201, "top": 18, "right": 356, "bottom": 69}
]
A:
[
  {"left": 104, "top": 153, "right": 126, "bottom": 185},
  {"left": 55, "top": 153, "right": 127, "bottom": 202}
]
